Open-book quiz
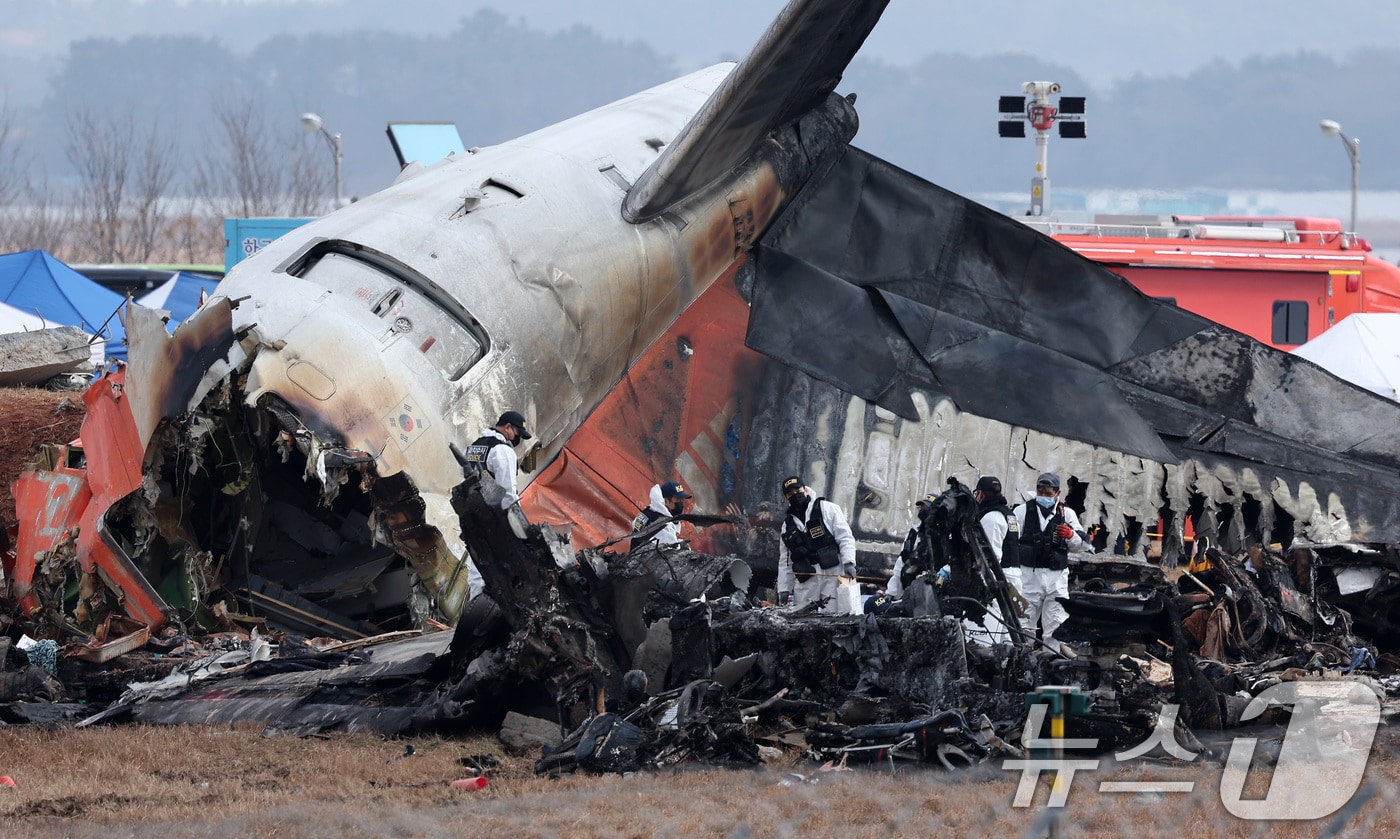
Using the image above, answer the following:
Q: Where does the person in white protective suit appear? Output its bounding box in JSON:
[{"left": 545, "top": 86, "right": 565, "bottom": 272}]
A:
[
  {"left": 1010, "top": 472, "right": 1088, "bottom": 655},
  {"left": 777, "top": 476, "right": 855, "bottom": 614}
]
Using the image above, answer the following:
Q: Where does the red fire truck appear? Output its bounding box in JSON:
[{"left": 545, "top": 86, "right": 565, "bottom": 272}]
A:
[{"left": 1031, "top": 215, "right": 1400, "bottom": 350}]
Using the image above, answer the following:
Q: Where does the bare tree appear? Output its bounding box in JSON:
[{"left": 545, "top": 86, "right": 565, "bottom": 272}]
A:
[
  {"left": 0, "top": 100, "right": 21, "bottom": 210},
  {"left": 167, "top": 203, "right": 224, "bottom": 266},
  {"left": 288, "top": 132, "right": 334, "bottom": 217},
  {"left": 0, "top": 99, "right": 45, "bottom": 254},
  {"left": 1, "top": 177, "right": 75, "bottom": 257},
  {"left": 66, "top": 109, "right": 135, "bottom": 262},
  {"left": 194, "top": 94, "right": 284, "bottom": 219},
  {"left": 194, "top": 93, "right": 335, "bottom": 221},
  {"left": 125, "top": 120, "right": 178, "bottom": 262}
]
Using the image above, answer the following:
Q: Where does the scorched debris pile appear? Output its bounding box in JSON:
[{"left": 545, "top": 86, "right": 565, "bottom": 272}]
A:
[{"left": 4, "top": 461, "right": 1398, "bottom": 775}]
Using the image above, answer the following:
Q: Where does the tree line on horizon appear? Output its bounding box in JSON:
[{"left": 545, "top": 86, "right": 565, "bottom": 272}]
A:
[{"left": 2, "top": 10, "right": 1396, "bottom": 263}]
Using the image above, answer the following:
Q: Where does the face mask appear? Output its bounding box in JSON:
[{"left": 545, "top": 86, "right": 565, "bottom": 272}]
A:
[
  {"left": 509, "top": 434, "right": 522, "bottom": 449},
  {"left": 787, "top": 493, "right": 807, "bottom": 512},
  {"left": 667, "top": 500, "right": 684, "bottom": 516},
  {"left": 1035, "top": 496, "right": 1056, "bottom": 510},
  {"left": 917, "top": 507, "right": 930, "bottom": 522}
]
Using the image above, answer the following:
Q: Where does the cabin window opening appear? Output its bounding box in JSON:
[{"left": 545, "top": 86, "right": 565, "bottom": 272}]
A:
[{"left": 290, "top": 246, "right": 488, "bottom": 380}]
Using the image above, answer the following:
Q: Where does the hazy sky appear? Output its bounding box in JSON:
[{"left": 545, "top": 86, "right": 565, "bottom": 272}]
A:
[
  {"left": 450, "top": 0, "right": 1400, "bottom": 87},
  {"left": 4, "top": 0, "right": 1399, "bottom": 90}
]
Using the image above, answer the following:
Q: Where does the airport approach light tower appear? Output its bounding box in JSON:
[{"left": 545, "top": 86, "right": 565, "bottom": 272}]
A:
[{"left": 998, "top": 82, "right": 1086, "bottom": 216}]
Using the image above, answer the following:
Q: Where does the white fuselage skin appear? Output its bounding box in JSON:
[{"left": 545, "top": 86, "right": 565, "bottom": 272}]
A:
[{"left": 203, "top": 65, "right": 795, "bottom": 619}]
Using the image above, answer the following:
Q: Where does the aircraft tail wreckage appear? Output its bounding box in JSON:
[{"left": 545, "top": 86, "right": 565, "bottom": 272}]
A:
[
  {"left": 744, "top": 144, "right": 1400, "bottom": 548},
  {"left": 7, "top": 0, "right": 1400, "bottom": 756}
]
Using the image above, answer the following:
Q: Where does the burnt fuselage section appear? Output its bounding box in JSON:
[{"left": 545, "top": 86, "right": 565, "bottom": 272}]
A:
[{"left": 8, "top": 66, "right": 858, "bottom": 638}]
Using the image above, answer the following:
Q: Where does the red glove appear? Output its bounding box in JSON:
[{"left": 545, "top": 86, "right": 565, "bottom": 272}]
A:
[{"left": 1056, "top": 524, "right": 1074, "bottom": 540}]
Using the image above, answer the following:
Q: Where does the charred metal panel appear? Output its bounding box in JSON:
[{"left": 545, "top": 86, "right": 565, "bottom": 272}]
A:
[
  {"left": 118, "top": 632, "right": 453, "bottom": 734},
  {"left": 714, "top": 611, "right": 968, "bottom": 712},
  {"left": 10, "top": 468, "right": 90, "bottom": 613},
  {"left": 523, "top": 268, "right": 772, "bottom": 554},
  {"left": 602, "top": 545, "right": 751, "bottom": 618},
  {"left": 742, "top": 143, "right": 1400, "bottom": 548},
  {"left": 1112, "top": 330, "right": 1400, "bottom": 467},
  {"left": 124, "top": 301, "right": 237, "bottom": 453},
  {"left": 747, "top": 251, "right": 1176, "bottom": 461},
  {"left": 733, "top": 364, "right": 1397, "bottom": 567}
]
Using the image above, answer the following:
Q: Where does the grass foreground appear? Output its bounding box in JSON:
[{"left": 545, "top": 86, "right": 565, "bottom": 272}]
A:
[{"left": 2, "top": 721, "right": 1400, "bottom": 838}]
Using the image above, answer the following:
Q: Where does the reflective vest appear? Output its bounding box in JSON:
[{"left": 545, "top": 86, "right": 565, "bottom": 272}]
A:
[
  {"left": 899, "top": 526, "right": 924, "bottom": 565},
  {"left": 629, "top": 506, "right": 667, "bottom": 553},
  {"left": 782, "top": 498, "right": 841, "bottom": 580},
  {"left": 983, "top": 503, "right": 1020, "bottom": 569},
  {"left": 463, "top": 434, "right": 504, "bottom": 480},
  {"left": 1018, "top": 502, "right": 1069, "bottom": 571}
]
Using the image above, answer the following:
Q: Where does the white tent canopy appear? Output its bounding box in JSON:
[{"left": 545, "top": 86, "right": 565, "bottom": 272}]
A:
[{"left": 1291, "top": 313, "right": 1400, "bottom": 401}]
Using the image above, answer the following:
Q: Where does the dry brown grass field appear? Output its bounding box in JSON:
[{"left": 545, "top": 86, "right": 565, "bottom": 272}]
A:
[{"left": 1, "top": 721, "right": 1398, "bottom": 838}]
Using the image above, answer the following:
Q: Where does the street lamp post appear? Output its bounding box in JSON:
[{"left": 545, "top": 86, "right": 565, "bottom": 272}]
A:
[
  {"left": 1319, "top": 119, "right": 1359, "bottom": 234},
  {"left": 301, "top": 112, "right": 343, "bottom": 210}
]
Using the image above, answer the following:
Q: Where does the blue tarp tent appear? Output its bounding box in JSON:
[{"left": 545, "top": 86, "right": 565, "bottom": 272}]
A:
[
  {"left": 137, "top": 271, "right": 219, "bottom": 332},
  {"left": 0, "top": 250, "right": 128, "bottom": 361}
]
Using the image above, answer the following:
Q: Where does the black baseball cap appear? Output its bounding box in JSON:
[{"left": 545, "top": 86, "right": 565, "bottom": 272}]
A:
[
  {"left": 660, "top": 480, "right": 692, "bottom": 499},
  {"left": 781, "top": 476, "right": 802, "bottom": 495},
  {"left": 496, "top": 410, "right": 532, "bottom": 439},
  {"left": 975, "top": 476, "right": 1002, "bottom": 495}
]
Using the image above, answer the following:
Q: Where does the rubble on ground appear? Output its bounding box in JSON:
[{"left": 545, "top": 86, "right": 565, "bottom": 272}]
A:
[
  {"left": 5, "top": 469, "right": 1398, "bottom": 776},
  {"left": 0, "top": 327, "right": 94, "bottom": 388}
]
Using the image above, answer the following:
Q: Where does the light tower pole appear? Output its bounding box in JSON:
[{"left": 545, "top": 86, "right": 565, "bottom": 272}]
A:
[
  {"left": 1027, "top": 81, "right": 1057, "bottom": 216},
  {"left": 998, "top": 82, "right": 1085, "bottom": 217}
]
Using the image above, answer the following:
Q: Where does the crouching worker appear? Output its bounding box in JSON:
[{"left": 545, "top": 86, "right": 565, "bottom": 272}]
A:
[
  {"left": 777, "top": 476, "right": 855, "bottom": 613},
  {"left": 630, "top": 480, "right": 692, "bottom": 553}
]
